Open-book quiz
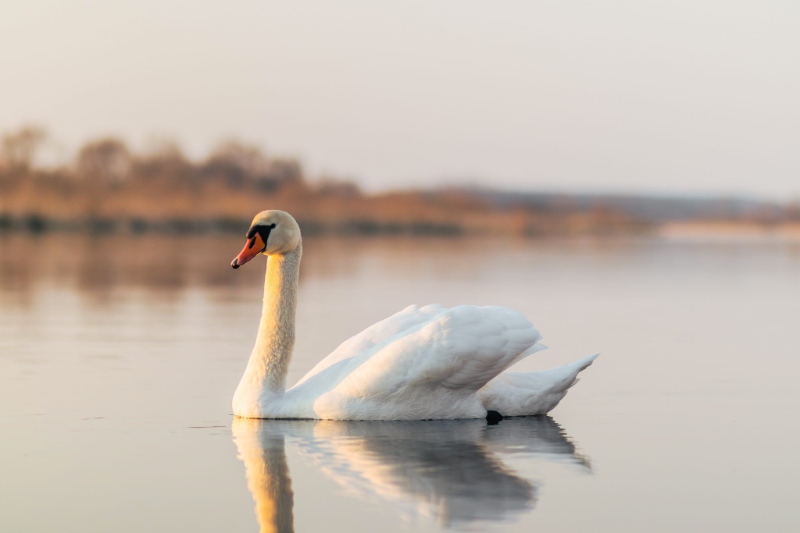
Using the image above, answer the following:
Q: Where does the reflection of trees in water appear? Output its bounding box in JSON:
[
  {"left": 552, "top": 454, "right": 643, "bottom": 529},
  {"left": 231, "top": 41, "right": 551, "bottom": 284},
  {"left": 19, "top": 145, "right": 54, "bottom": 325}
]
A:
[
  {"left": 233, "top": 416, "right": 590, "bottom": 532},
  {"left": 0, "top": 232, "right": 654, "bottom": 309},
  {"left": 0, "top": 233, "right": 507, "bottom": 310},
  {"left": 74, "top": 235, "right": 119, "bottom": 305},
  {"left": 0, "top": 234, "right": 38, "bottom": 307},
  {"left": 0, "top": 233, "right": 264, "bottom": 307}
]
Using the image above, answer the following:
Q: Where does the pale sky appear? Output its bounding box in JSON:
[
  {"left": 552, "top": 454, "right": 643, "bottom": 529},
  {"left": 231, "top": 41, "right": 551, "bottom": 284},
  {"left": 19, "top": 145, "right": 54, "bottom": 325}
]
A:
[{"left": 1, "top": 1, "right": 798, "bottom": 198}]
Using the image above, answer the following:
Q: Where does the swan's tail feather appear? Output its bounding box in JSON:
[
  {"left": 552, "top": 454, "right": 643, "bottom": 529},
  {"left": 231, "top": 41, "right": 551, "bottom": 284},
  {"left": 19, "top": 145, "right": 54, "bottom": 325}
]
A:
[
  {"left": 571, "top": 353, "right": 600, "bottom": 372},
  {"left": 478, "top": 353, "right": 599, "bottom": 417},
  {"left": 540, "top": 352, "right": 599, "bottom": 396}
]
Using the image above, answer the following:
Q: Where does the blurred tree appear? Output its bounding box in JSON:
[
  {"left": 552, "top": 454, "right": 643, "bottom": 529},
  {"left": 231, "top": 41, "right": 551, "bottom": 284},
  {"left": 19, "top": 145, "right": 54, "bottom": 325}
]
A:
[
  {"left": 75, "top": 137, "right": 131, "bottom": 223},
  {"left": 76, "top": 138, "right": 131, "bottom": 184},
  {"left": 785, "top": 201, "right": 800, "bottom": 222},
  {"left": 0, "top": 125, "right": 47, "bottom": 174},
  {"left": 201, "top": 140, "right": 269, "bottom": 188},
  {"left": 316, "top": 175, "right": 361, "bottom": 197},
  {"left": 132, "top": 139, "right": 192, "bottom": 187},
  {"left": 261, "top": 158, "right": 304, "bottom": 191}
]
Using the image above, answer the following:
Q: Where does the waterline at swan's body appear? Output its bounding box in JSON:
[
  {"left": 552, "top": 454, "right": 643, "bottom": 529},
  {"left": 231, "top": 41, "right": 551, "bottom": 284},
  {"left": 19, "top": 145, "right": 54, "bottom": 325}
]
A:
[{"left": 231, "top": 210, "right": 598, "bottom": 421}]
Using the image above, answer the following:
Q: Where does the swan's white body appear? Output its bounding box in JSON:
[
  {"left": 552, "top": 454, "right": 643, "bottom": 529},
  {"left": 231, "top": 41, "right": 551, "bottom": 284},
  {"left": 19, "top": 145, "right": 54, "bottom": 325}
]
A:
[{"left": 231, "top": 210, "right": 597, "bottom": 420}]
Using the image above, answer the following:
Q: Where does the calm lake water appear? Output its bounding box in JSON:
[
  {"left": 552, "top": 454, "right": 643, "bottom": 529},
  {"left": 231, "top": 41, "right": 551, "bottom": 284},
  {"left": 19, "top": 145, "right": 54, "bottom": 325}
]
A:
[{"left": 1, "top": 233, "right": 799, "bottom": 532}]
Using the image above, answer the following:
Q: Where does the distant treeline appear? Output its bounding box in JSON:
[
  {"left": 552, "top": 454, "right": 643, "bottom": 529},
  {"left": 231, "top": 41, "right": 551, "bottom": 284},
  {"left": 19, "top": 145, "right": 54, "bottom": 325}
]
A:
[{"left": 2, "top": 125, "right": 791, "bottom": 237}]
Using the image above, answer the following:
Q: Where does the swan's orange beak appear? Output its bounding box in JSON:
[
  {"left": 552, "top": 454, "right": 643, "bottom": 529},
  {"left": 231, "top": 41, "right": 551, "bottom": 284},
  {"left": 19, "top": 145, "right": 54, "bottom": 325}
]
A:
[{"left": 231, "top": 234, "right": 266, "bottom": 269}]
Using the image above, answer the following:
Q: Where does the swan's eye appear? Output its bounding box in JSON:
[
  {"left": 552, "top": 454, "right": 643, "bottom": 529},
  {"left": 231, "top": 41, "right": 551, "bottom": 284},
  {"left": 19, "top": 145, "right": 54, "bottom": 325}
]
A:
[
  {"left": 247, "top": 223, "right": 276, "bottom": 238},
  {"left": 245, "top": 223, "right": 277, "bottom": 250}
]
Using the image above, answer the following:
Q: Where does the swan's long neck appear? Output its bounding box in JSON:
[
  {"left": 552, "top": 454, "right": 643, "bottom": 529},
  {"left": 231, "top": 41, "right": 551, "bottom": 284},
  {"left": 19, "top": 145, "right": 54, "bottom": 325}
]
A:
[{"left": 239, "top": 243, "right": 302, "bottom": 400}]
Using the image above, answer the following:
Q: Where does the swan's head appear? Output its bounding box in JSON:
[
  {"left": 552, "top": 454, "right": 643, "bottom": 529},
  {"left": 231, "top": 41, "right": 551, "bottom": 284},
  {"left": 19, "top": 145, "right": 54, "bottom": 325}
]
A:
[{"left": 231, "top": 210, "right": 301, "bottom": 269}]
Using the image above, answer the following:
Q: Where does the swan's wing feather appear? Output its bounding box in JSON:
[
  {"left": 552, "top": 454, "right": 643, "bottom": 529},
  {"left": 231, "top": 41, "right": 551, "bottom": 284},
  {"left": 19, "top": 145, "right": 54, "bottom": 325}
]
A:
[
  {"left": 423, "top": 306, "right": 542, "bottom": 390},
  {"left": 312, "top": 305, "right": 542, "bottom": 418},
  {"left": 294, "top": 304, "right": 447, "bottom": 387}
]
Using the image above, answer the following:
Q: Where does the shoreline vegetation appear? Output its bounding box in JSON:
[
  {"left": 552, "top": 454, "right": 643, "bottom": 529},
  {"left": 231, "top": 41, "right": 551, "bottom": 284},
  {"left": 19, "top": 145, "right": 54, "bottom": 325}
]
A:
[{"left": 2, "top": 126, "right": 798, "bottom": 238}]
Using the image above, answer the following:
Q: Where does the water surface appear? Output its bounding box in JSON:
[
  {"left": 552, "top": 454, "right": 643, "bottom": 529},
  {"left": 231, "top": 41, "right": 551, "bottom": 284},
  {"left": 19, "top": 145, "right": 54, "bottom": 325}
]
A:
[{"left": 1, "top": 234, "right": 798, "bottom": 532}]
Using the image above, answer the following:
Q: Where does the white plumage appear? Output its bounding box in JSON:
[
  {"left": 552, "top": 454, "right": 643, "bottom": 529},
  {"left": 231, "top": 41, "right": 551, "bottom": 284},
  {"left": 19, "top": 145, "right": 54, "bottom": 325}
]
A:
[{"left": 231, "top": 210, "right": 598, "bottom": 420}]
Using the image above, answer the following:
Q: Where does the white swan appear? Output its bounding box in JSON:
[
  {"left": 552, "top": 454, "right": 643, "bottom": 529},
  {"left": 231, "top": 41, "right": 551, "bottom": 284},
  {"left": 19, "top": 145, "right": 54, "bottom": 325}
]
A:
[{"left": 230, "top": 210, "right": 598, "bottom": 420}]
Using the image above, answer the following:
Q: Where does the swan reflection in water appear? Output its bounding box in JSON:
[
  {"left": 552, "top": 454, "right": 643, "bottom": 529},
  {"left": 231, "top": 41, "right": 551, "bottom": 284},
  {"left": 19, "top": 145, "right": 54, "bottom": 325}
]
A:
[{"left": 232, "top": 416, "right": 590, "bottom": 532}]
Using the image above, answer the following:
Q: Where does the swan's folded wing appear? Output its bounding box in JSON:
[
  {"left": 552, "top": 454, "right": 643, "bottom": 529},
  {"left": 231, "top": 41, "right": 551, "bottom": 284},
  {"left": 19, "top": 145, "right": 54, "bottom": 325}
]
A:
[
  {"left": 293, "top": 304, "right": 448, "bottom": 388},
  {"left": 312, "top": 305, "right": 542, "bottom": 419}
]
